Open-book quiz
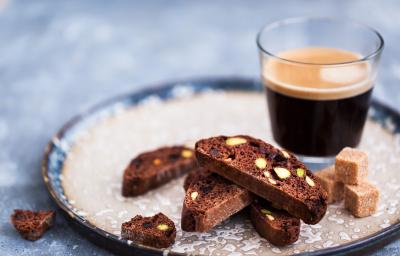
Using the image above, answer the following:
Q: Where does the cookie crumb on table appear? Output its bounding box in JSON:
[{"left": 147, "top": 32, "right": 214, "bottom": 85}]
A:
[{"left": 10, "top": 209, "right": 55, "bottom": 241}]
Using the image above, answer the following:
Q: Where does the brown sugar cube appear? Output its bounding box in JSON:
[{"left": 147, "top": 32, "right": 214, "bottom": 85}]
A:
[
  {"left": 315, "top": 166, "right": 344, "bottom": 204},
  {"left": 335, "top": 147, "right": 368, "bottom": 185},
  {"left": 344, "top": 182, "right": 379, "bottom": 217}
]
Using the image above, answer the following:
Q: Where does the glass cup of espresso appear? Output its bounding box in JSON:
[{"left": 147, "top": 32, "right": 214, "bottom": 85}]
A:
[{"left": 257, "top": 17, "right": 384, "bottom": 164}]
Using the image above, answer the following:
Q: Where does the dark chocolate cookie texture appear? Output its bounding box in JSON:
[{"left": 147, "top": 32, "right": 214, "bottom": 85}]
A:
[
  {"left": 121, "top": 212, "right": 176, "bottom": 248},
  {"left": 250, "top": 199, "right": 300, "bottom": 246},
  {"left": 123, "top": 146, "right": 196, "bottom": 197},
  {"left": 11, "top": 209, "right": 55, "bottom": 241},
  {"left": 181, "top": 168, "right": 253, "bottom": 232}
]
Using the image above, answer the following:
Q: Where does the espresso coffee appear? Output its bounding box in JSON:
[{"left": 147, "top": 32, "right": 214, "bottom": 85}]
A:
[{"left": 262, "top": 47, "right": 373, "bottom": 156}]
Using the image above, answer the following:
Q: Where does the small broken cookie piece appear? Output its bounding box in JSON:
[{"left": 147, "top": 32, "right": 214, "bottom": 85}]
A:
[
  {"left": 344, "top": 182, "right": 380, "bottom": 217},
  {"left": 121, "top": 213, "right": 176, "bottom": 248},
  {"left": 315, "top": 166, "right": 344, "bottom": 204},
  {"left": 250, "top": 199, "right": 300, "bottom": 246},
  {"left": 122, "top": 146, "right": 197, "bottom": 197},
  {"left": 335, "top": 147, "right": 368, "bottom": 185},
  {"left": 11, "top": 209, "right": 55, "bottom": 241}
]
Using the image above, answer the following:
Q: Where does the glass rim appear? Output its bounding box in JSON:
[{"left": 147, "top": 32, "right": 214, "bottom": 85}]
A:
[{"left": 256, "top": 16, "right": 384, "bottom": 67}]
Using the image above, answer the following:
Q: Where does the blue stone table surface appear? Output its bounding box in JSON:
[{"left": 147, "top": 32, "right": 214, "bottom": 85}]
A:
[{"left": 0, "top": 0, "right": 399, "bottom": 255}]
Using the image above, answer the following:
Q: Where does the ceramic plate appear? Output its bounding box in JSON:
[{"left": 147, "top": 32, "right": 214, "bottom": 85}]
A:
[{"left": 42, "top": 77, "right": 400, "bottom": 255}]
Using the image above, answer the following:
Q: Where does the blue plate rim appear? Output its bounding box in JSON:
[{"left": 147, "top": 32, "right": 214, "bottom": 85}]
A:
[{"left": 42, "top": 76, "right": 400, "bottom": 256}]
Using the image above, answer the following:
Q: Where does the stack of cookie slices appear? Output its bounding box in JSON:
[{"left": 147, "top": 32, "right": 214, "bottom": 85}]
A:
[{"left": 121, "top": 135, "right": 329, "bottom": 248}]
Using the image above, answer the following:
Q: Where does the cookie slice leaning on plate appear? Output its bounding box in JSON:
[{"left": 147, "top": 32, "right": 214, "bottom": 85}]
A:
[
  {"left": 195, "top": 135, "right": 327, "bottom": 224},
  {"left": 181, "top": 168, "right": 253, "bottom": 232},
  {"left": 122, "top": 146, "right": 197, "bottom": 197}
]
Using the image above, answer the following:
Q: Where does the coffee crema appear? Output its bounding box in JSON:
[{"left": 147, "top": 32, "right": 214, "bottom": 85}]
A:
[
  {"left": 262, "top": 47, "right": 373, "bottom": 156},
  {"left": 262, "top": 47, "right": 373, "bottom": 100}
]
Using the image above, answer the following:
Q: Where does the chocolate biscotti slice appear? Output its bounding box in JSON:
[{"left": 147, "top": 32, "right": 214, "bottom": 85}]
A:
[
  {"left": 11, "top": 209, "right": 55, "bottom": 241},
  {"left": 121, "top": 213, "right": 176, "bottom": 248},
  {"left": 122, "top": 146, "right": 196, "bottom": 197},
  {"left": 195, "top": 135, "right": 327, "bottom": 224},
  {"left": 250, "top": 199, "right": 300, "bottom": 246},
  {"left": 181, "top": 168, "right": 253, "bottom": 232}
]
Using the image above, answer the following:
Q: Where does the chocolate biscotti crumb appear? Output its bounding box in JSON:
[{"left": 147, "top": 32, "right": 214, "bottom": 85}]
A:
[
  {"left": 344, "top": 182, "right": 379, "bottom": 217},
  {"left": 335, "top": 147, "right": 368, "bottom": 185},
  {"left": 121, "top": 213, "right": 176, "bottom": 248},
  {"left": 195, "top": 135, "right": 327, "bottom": 224},
  {"left": 122, "top": 146, "right": 196, "bottom": 197},
  {"left": 11, "top": 209, "right": 55, "bottom": 241},
  {"left": 250, "top": 199, "right": 300, "bottom": 246},
  {"left": 315, "top": 166, "right": 344, "bottom": 204},
  {"left": 181, "top": 168, "right": 253, "bottom": 232}
]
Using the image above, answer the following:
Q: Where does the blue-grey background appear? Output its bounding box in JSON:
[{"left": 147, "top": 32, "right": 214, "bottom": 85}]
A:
[{"left": 0, "top": 0, "right": 399, "bottom": 255}]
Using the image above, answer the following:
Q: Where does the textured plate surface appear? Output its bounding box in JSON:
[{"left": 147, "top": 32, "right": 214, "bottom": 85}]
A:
[{"left": 43, "top": 78, "right": 400, "bottom": 255}]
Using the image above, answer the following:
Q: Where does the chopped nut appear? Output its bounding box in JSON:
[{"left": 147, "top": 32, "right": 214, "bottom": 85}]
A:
[
  {"left": 255, "top": 158, "right": 267, "bottom": 169},
  {"left": 266, "top": 214, "right": 275, "bottom": 221},
  {"left": 231, "top": 184, "right": 239, "bottom": 189},
  {"left": 273, "top": 167, "right": 291, "bottom": 179},
  {"left": 306, "top": 176, "right": 315, "bottom": 187},
  {"left": 268, "top": 178, "right": 277, "bottom": 185},
  {"left": 226, "top": 137, "right": 247, "bottom": 146},
  {"left": 260, "top": 208, "right": 275, "bottom": 220},
  {"left": 153, "top": 158, "right": 161, "bottom": 166},
  {"left": 190, "top": 191, "right": 198, "bottom": 200},
  {"left": 281, "top": 150, "right": 290, "bottom": 158},
  {"left": 263, "top": 171, "right": 271, "bottom": 178},
  {"left": 181, "top": 149, "right": 193, "bottom": 158},
  {"left": 224, "top": 157, "right": 233, "bottom": 162},
  {"left": 261, "top": 208, "right": 272, "bottom": 215},
  {"left": 296, "top": 168, "right": 305, "bottom": 177},
  {"left": 157, "top": 224, "right": 169, "bottom": 231}
]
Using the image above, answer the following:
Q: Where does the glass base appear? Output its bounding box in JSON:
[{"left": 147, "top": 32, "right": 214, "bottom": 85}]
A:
[{"left": 297, "top": 154, "right": 335, "bottom": 172}]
